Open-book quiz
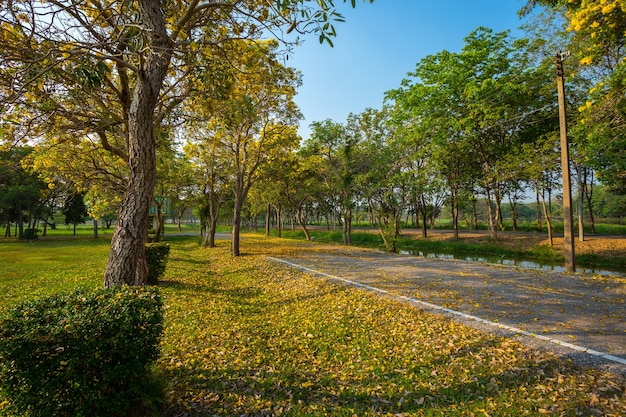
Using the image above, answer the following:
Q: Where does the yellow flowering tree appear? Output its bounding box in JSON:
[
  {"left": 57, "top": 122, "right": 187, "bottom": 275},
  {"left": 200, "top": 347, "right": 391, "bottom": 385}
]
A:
[
  {"left": 184, "top": 39, "right": 302, "bottom": 256},
  {"left": 0, "top": 0, "right": 372, "bottom": 286},
  {"left": 525, "top": 0, "right": 626, "bottom": 192}
]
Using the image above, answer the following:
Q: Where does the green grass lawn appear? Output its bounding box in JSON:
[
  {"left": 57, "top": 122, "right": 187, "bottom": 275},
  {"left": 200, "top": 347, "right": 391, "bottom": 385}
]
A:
[
  {"left": 0, "top": 238, "right": 107, "bottom": 314},
  {"left": 23, "top": 222, "right": 201, "bottom": 238},
  {"left": 1, "top": 235, "right": 625, "bottom": 416}
]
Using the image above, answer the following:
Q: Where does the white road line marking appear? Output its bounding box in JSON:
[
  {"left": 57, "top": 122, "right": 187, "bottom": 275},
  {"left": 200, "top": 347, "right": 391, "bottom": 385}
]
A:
[{"left": 267, "top": 256, "right": 626, "bottom": 367}]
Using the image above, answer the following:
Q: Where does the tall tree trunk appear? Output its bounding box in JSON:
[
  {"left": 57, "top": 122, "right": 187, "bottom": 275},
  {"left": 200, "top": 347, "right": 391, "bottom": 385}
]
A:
[
  {"left": 485, "top": 188, "right": 498, "bottom": 241},
  {"left": 154, "top": 200, "right": 164, "bottom": 242},
  {"left": 208, "top": 214, "right": 219, "bottom": 248},
  {"left": 346, "top": 208, "right": 352, "bottom": 245},
  {"left": 509, "top": 195, "right": 518, "bottom": 232},
  {"left": 199, "top": 206, "right": 207, "bottom": 238},
  {"left": 535, "top": 188, "right": 542, "bottom": 232},
  {"left": 413, "top": 203, "right": 420, "bottom": 230},
  {"left": 341, "top": 207, "right": 352, "bottom": 245},
  {"left": 265, "top": 203, "right": 271, "bottom": 236},
  {"left": 471, "top": 198, "right": 478, "bottom": 230},
  {"left": 586, "top": 196, "right": 595, "bottom": 233},
  {"left": 104, "top": 122, "right": 157, "bottom": 285},
  {"left": 376, "top": 214, "right": 393, "bottom": 252},
  {"left": 297, "top": 206, "right": 311, "bottom": 241},
  {"left": 394, "top": 210, "right": 401, "bottom": 239},
  {"left": 415, "top": 195, "right": 426, "bottom": 238},
  {"left": 369, "top": 205, "right": 376, "bottom": 227},
  {"left": 93, "top": 219, "right": 98, "bottom": 239},
  {"left": 17, "top": 202, "right": 24, "bottom": 239},
  {"left": 202, "top": 221, "right": 210, "bottom": 246},
  {"left": 540, "top": 189, "right": 553, "bottom": 246},
  {"left": 104, "top": 0, "right": 171, "bottom": 287},
  {"left": 275, "top": 203, "right": 282, "bottom": 238},
  {"left": 429, "top": 207, "right": 436, "bottom": 230},
  {"left": 204, "top": 191, "right": 221, "bottom": 247},
  {"left": 451, "top": 190, "right": 459, "bottom": 240},
  {"left": 232, "top": 171, "right": 252, "bottom": 257},
  {"left": 232, "top": 194, "right": 244, "bottom": 256},
  {"left": 494, "top": 186, "right": 504, "bottom": 231},
  {"left": 42, "top": 213, "right": 49, "bottom": 236},
  {"left": 583, "top": 171, "right": 596, "bottom": 233}
]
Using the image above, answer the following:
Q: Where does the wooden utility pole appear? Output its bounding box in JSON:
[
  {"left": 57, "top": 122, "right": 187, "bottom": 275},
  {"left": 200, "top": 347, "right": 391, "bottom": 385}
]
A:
[{"left": 556, "top": 51, "right": 576, "bottom": 272}]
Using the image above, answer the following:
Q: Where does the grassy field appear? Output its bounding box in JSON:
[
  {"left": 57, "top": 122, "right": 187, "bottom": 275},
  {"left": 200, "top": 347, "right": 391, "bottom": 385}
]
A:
[
  {"left": 0, "top": 238, "right": 106, "bottom": 314},
  {"left": 15, "top": 222, "right": 200, "bottom": 238},
  {"left": 1, "top": 235, "right": 625, "bottom": 416}
]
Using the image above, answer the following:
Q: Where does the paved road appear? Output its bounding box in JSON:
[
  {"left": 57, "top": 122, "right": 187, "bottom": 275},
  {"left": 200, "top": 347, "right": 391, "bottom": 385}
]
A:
[{"left": 269, "top": 247, "right": 626, "bottom": 376}]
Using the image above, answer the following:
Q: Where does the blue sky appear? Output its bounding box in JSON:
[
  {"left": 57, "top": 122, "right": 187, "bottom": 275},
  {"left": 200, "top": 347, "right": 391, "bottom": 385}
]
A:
[{"left": 287, "top": 0, "right": 534, "bottom": 138}]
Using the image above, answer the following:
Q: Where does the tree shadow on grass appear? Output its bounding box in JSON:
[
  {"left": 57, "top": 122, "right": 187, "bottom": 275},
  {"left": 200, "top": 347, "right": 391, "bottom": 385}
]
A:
[
  {"left": 158, "top": 280, "right": 209, "bottom": 293},
  {"left": 167, "top": 256, "right": 208, "bottom": 266},
  {"left": 160, "top": 350, "right": 621, "bottom": 416},
  {"left": 158, "top": 292, "right": 625, "bottom": 413}
]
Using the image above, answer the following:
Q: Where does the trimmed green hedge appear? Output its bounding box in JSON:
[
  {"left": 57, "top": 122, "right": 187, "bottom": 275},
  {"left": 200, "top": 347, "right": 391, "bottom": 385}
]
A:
[
  {"left": 0, "top": 286, "right": 163, "bottom": 417},
  {"left": 145, "top": 242, "right": 170, "bottom": 285}
]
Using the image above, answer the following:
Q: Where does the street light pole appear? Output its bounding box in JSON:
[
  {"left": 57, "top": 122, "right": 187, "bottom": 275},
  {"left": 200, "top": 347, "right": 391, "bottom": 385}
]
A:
[{"left": 556, "top": 51, "right": 576, "bottom": 272}]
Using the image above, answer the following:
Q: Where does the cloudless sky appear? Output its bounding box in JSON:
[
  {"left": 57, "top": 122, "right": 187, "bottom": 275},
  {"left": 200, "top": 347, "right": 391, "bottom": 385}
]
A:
[{"left": 287, "top": 0, "right": 535, "bottom": 138}]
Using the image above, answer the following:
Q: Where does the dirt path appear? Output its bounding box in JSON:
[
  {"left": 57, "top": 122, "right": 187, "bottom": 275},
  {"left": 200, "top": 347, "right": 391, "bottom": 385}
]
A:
[{"left": 269, "top": 246, "right": 626, "bottom": 377}]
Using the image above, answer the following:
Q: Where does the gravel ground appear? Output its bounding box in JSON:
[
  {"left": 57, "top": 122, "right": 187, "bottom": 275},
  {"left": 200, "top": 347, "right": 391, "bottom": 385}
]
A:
[{"left": 270, "top": 244, "right": 626, "bottom": 377}]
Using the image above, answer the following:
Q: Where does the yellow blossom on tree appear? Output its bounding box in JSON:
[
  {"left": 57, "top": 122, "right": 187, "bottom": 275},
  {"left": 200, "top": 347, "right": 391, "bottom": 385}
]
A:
[
  {"left": 529, "top": 0, "right": 626, "bottom": 191},
  {"left": 580, "top": 56, "right": 593, "bottom": 65}
]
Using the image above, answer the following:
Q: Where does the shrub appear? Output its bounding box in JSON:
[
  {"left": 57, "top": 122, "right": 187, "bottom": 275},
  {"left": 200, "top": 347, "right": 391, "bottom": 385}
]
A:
[
  {"left": 21, "top": 228, "right": 39, "bottom": 240},
  {"left": 145, "top": 242, "right": 170, "bottom": 285},
  {"left": 0, "top": 286, "right": 164, "bottom": 417}
]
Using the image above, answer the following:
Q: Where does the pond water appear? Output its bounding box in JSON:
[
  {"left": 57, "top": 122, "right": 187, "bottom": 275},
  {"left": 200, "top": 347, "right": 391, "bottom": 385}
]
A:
[{"left": 397, "top": 250, "right": 626, "bottom": 277}]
